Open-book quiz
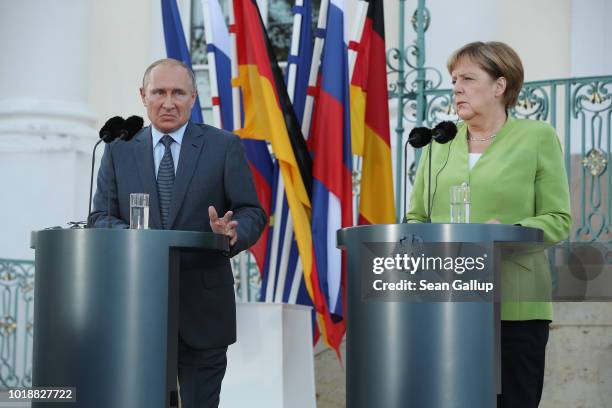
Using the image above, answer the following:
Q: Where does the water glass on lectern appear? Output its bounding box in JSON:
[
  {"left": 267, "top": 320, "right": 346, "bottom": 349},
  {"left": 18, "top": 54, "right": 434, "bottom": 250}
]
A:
[
  {"left": 130, "top": 193, "right": 150, "bottom": 229},
  {"left": 450, "top": 183, "right": 470, "bottom": 223}
]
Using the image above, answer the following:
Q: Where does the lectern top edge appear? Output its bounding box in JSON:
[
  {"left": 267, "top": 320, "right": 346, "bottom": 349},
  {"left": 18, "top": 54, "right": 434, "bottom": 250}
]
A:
[
  {"left": 337, "top": 223, "right": 543, "bottom": 248},
  {"left": 30, "top": 229, "right": 229, "bottom": 253}
]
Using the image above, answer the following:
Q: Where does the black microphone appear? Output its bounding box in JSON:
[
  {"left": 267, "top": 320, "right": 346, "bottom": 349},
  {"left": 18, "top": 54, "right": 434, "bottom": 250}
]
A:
[
  {"left": 405, "top": 122, "right": 458, "bottom": 223},
  {"left": 99, "top": 116, "right": 124, "bottom": 143},
  {"left": 408, "top": 122, "right": 457, "bottom": 148},
  {"left": 104, "top": 116, "right": 143, "bottom": 228},
  {"left": 408, "top": 127, "right": 433, "bottom": 148},
  {"left": 86, "top": 117, "right": 125, "bottom": 227},
  {"left": 118, "top": 115, "right": 144, "bottom": 141},
  {"left": 432, "top": 121, "right": 457, "bottom": 144}
]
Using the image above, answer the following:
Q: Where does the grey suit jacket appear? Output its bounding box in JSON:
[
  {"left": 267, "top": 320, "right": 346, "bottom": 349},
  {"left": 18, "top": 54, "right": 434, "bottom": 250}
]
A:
[{"left": 90, "top": 122, "right": 266, "bottom": 347}]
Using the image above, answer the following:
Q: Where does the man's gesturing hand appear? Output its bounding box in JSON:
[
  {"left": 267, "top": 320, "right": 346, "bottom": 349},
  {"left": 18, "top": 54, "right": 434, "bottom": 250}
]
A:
[{"left": 209, "top": 206, "right": 239, "bottom": 246}]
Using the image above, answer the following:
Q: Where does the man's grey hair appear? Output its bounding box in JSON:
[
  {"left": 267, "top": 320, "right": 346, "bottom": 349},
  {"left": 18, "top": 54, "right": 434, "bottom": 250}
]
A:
[{"left": 142, "top": 58, "right": 198, "bottom": 92}]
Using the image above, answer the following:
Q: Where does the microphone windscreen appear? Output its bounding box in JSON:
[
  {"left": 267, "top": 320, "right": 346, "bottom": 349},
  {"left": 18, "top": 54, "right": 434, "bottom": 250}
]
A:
[
  {"left": 99, "top": 116, "right": 125, "bottom": 143},
  {"left": 408, "top": 127, "right": 433, "bottom": 148},
  {"left": 119, "top": 116, "right": 144, "bottom": 141},
  {"left": 432, "top": 121, "right": 457, "bottom": 144}
]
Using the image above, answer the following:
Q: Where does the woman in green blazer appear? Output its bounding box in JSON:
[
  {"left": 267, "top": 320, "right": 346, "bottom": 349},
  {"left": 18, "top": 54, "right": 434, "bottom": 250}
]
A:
[{"left": 406, "top": 42, "right": 571, "bottom": 408}]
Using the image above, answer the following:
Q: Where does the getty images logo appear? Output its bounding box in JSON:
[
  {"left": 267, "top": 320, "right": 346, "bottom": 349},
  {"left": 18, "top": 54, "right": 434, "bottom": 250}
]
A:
[{"left": 372, "top": 253, "right": 488, "bottom": 275}]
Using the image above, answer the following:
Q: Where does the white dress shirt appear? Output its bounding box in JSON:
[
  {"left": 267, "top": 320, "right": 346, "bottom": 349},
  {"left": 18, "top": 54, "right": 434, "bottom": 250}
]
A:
[
  {"left": 468, "top": 152, "right": 482, "bottom": 170},
  {"left": 151, "top": 122, "right": 188, "bottom": 178}
]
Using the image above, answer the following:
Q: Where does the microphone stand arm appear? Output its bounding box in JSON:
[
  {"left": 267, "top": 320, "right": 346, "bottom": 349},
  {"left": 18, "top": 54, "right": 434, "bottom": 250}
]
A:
[
  {"left": 427, "top": 142, "right": 432, "bottom": 223},
  {"left": 86, "top": 139, "right": 103, "bottom": 228}
]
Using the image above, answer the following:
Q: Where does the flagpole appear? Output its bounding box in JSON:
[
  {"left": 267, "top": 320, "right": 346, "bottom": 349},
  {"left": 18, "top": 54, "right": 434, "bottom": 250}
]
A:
[
  {"left": 273, "top": 214, "right": 294, "bottom": 302},
  {"left": 271, "top": 0, "right": 304, "bottom": 303},
  {"left": 201, "top": 0, "right": 222, "bottom": 128},
  {"left": 348, "top": 0, "right": 369, "bottom": 226},
  {"left": 300, "top": 0, "right": 329, "bottom": 139},
  {"left": 228, "top": 0, "right": 241, "bottom": 133},
  {"left": 265, "top": 176, "right": 284, "bottom": 302},
  {"left": 286, "top": 0, "right": 304, "bottom": 102},
  {"left": 239, "top": 246, "right": 249, "bottom": 301},
  {"left": 348, "top": 0, "right": 368, "bottom": 79},
  {"left": 287, "top": 262, "right": 304, "bottom": 304}
]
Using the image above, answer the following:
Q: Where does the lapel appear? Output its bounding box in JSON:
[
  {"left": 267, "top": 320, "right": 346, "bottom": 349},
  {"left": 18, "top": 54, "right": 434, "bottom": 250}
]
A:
[
  {"left": 455, "top": 124, "right": 469, "bottom": 176},
  {"left": 463, "top": 114, "right": 514, "bottom": 176},
  {"left": 429, "top": 125, "right": 469, "bottom": 195},
  {"left": 133, "top": 127, "right": 162, "bottom": 229},
  {"left": 167, "top": 122, "right": 207, "bottom": 229}
]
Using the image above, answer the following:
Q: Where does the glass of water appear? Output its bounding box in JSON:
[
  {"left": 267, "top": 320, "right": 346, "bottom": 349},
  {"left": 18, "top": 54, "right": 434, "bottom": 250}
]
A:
[
  {"left": 130, "top": 193, "right": 149, "bottom": 229},
  {"left": 450, "top": 183, "right": 470, "bottom": 223}
]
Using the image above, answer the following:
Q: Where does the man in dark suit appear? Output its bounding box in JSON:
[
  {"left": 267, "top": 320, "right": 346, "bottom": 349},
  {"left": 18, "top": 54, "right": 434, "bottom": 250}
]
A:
[{"left": 90, "top": 58, "right": 266, "bottom": 408}]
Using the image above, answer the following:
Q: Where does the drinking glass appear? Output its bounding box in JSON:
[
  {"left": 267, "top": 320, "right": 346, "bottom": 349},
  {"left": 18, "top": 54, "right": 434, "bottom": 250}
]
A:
[
  {"left": 130, "top": 193, "right": 149, "bottom": 229},
  {"left": 450, "top": 183, "right": 470, "bottom": 223}
]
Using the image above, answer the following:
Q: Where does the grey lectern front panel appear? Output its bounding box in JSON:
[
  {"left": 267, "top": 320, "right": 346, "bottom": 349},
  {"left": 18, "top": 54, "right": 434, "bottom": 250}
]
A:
[
  {"left": 30, "top": 229, "right": 227, "bottom": 408},
  {"left": 337, "top": 224, "right": 542, "bottom": 408}
]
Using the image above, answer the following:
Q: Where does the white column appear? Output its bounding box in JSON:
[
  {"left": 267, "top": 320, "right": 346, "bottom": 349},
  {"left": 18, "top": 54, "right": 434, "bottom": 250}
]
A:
[{"left": 0, "top": 0, "right": 96, "bottom": 260}]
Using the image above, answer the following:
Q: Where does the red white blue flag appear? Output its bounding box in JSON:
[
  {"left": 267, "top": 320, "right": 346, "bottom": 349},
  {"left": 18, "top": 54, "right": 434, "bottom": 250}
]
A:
[{"left": 308, "top": 0, "right": 352, "bottom": 352}]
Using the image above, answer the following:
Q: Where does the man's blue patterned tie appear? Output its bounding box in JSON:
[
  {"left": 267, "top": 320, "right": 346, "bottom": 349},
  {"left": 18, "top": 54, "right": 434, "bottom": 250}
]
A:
[{"left": 157, "top": 134, "right": 175, "bottom": 229}]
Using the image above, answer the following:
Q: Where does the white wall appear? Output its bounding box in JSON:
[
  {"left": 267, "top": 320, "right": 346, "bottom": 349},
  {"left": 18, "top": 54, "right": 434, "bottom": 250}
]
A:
[{"left": 571, "top": 0, "right": 612, "bottom": 77}]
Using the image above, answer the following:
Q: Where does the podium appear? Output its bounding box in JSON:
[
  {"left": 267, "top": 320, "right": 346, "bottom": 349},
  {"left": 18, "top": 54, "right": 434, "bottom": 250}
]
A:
[
  {"left": 337, "top": 223, "right": 542, "bottom": 408},
  {"left": 30, "top": 229, "right": 228, "bottom": 408}
]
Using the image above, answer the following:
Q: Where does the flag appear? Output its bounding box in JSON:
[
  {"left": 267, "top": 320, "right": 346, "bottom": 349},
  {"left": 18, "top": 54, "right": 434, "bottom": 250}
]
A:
[
  {"left": 257, "top": 0, "right": 319, "bottom": 340},
  {"left": 201, "top": 0, "right": 233, "bottom": 129},
  {"left": 308, "top": 0, "right": 353, "bottom": 352},
  {"left": 262, "top": 0, "right": 314, "bottom": 291},
  {"left": 350, "top": 0, "right": 395, "bottom": 224},
  {"left": 242, "top": 139, "right": 274, "bottom": 274},
  {"left": 231, "top": 0, "right": 317, "bottom": 311},
  {"left": 202, "top": 0, "right": 274, "bottom": 274},
  {"left": 161, "top": 0, "right": 204, "bottom": 123},
  {"left": 260, "top": 166, "right": 300, "bottom": 302},
  {"left": 285, "top": 0, "right": 313, "bottom": 126}
]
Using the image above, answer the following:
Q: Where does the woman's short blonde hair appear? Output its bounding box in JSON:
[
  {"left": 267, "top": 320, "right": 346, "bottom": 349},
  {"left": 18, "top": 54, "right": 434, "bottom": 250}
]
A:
[{"left": 447, "top": 41, "right": 524, "bottom": 109}]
